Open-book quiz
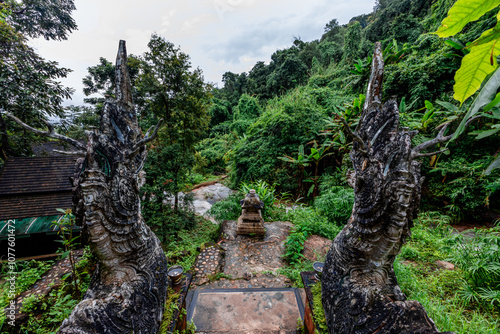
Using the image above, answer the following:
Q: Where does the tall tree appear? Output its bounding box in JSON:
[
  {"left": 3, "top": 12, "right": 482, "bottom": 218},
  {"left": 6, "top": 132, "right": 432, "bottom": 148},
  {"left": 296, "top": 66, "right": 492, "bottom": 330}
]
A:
[
  {"left": 82, "top": 55, "right": 142, "bottom": 111},
  {"left": 138, "top": 34, "right": 211, "bottom": 212},
  {"left": 0, "top": 0, "right": 76, "bottom": 161},
  {"left": 343, "top": 21, "right": 362, "bottom": 62}
]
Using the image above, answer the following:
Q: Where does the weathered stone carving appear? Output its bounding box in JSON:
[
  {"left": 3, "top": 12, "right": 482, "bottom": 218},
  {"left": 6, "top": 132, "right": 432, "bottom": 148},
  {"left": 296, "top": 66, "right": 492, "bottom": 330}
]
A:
[
  {"left": 236, "top": 189, "right": 265, "bottom": 235},
  {"left": 321, "top": 42, "right": 455, "bottom": 334},
  {"left": 5, "top": 41, "right": 167, "bottom": 333},
  {"left": 59, "top": 41, "right": 167, "bottom": 334}
]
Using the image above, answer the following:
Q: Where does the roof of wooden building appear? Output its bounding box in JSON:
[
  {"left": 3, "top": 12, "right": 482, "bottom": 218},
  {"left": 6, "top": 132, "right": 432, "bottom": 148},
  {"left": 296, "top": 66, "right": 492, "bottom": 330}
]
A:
[{"left": 0, "top": 156, "right": 78, "bottom": 222}]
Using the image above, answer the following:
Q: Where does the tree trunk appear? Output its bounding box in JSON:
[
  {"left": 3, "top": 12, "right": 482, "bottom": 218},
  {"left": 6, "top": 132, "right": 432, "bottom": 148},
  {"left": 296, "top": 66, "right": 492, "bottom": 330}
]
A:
[
  {"left": 0, "top": 112, "right": 15, "bottom": 161},
  {"left": 58, "top": 41, "right": 168, "bottom": 334},
  {"left": 321, "top": 42, "right": 453, "bottom": 334}
]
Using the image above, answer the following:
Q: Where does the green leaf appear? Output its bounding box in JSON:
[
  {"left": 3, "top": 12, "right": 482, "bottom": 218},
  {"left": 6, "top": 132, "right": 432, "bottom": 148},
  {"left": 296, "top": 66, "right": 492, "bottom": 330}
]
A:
[
  {"left": 399, "top": 97, "right": 406, "bottom": 114},
  {"left": 307, "top": 184, "right": 315, "bottom": 196},
  {"left": 298, "top": 145, "right": 304, "bottom": 157},
  {"left": 470, "top": 25, "right": 500, "bottom": 48},
  {"left": 453, "top": 66, "right": 500, "bottom": 139},
  {"left": 483, "top": 92, "right": 500, "bottom": 112},
  {"left": 485, "top": 155, "right": 500, "bottom": 175},
  {"left": 422, "top": 109, "right": 434, "bottom": 123},
  {"left": 445, "top": 39, "right": 466, "bottom": 50},
  {"left": 424, "top": 100, "right": 434, "bottom": 111},
  {"left": 435, "top": 100, "right": 459, "bottom": 113},
  {"left": 453, "top": 29, "right": 500, "bottom": 103},
  {"left": 434, "top": 0, "right": 500, "bottom": 37},
  {"left": 474, "top": 127, "right": 500, "bottom": 139},
  {"left": 339, "top": 131, "right": 346, "bottom": 144}
]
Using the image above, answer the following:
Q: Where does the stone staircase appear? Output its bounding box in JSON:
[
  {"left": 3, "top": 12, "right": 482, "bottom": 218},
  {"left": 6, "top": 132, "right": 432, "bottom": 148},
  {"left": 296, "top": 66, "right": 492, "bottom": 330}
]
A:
[{"left": 187, "top": 221, "right": 305, "bottom": 333}]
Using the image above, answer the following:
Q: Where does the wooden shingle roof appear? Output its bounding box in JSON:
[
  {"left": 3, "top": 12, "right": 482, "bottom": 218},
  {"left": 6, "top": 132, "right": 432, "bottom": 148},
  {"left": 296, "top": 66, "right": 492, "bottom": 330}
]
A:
[
  {"left": 0, "top": 157, "right": 77, "bottom": 195},
  {"left": 0, "top": 156, "right": 77, "bottom": 220}
]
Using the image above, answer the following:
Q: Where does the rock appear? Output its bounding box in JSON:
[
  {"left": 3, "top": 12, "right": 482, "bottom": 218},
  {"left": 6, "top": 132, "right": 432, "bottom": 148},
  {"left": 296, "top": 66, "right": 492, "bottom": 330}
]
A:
[
  {"left": 303, "top": 235, "right": 331, "bottom": 262},
  {"left": 435, "top": 260, "right": 455, "bottom": 270}
]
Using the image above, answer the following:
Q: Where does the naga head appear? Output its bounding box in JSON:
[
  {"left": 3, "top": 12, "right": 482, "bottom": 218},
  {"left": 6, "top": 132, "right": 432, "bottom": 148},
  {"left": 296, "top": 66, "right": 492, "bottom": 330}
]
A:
[
  {"left": 78, "top": 40, "right": 146, "bottom": 221},
  {"left": 350, "top": 42, "right": 422, "bottom": 235}
]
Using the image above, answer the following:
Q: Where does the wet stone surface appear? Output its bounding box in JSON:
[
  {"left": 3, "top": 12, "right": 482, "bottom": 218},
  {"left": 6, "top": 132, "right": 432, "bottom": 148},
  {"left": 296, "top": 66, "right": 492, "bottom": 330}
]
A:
[
  {"left": 190, "top": 221, "right": 293, "bottom": 288},
  {"left": 192, "top": 245, "right": 224, "bottom": 286},
  {"left": 186, "top": 221, "right": 309, "bottom": 333},
  {"left": 189, "top": 289, "right": 303, "bottom": 333},
  {"left": 201, "top": 273, "right": 292, "bottom": 289}
]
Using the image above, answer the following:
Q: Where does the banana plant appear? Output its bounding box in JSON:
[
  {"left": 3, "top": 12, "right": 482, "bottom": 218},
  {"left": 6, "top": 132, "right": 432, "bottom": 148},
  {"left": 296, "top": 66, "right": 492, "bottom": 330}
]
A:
[
  {"left": 347, "top": 57, "right": 372, "bottom": 90},
  {"left": 278, "top": 144, "right": 310, "bottom": 197},
  {"left": 303, "top": 140, "right": 332, "bottom": 198},
  {"left": 383, "top": 39, "right": 411, "bottom": 64},
  {"left": 434, "top": 0, "right": 500, "bottom": 104}
]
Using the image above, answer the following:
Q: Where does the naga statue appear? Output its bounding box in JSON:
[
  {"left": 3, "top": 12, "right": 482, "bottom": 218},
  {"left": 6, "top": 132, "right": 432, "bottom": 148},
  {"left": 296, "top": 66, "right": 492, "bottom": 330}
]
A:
[
  {"left": 6, "top": 41, "right": 167, "bottom": 333},
  {"left": 321, "top": 42, "right": 464, "bottom": 334}
]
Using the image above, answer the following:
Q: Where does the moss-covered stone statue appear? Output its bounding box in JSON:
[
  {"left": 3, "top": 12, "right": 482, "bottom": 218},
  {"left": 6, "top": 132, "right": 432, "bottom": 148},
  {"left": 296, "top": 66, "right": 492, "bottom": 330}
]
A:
[
  {"left": 321, "top": 42, "right": 462, "bottom": 334},
  {"left": 236, "top": 189, "right": 265, "bottom": 235}
]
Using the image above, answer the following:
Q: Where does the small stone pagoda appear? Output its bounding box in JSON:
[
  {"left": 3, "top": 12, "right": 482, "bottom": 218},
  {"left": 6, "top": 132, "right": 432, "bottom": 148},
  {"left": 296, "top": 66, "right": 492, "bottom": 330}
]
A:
[{"left": 236, "top": 189, "right": 265, "bottom": 235}]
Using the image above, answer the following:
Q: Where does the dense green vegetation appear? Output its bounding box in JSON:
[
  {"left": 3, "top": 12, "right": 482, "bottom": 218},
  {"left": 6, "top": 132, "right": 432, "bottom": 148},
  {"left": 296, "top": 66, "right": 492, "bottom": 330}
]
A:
[
  {"left": 201, "top": 0, "right": 500, "bottom": 221},
  {"left": 203, "top": 0, "right": 500, "bottom": 331}
]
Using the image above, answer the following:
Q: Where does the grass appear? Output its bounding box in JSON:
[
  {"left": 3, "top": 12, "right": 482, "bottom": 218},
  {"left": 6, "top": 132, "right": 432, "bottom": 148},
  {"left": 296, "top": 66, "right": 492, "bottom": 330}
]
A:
[
  {"left": 0, "top": 248, "right": 96, "bottom": 333},
  {"left": 285, "top": 208, "right": 500, "bottom": 333},
  {"left": 164, "top": 215, "right": 220, "bottom": 271},
  {"left": 395, "top": 211, "right": 500, "bottom": 333},
  {"left": 0, "top": 260, "right": 53, "bottom": 312}
]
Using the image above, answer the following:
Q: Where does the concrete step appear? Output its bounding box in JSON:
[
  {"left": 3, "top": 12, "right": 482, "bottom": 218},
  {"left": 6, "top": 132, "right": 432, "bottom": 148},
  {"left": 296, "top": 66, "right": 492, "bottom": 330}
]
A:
[{"left": 187, "top": 288, "right": 304, "bottom": 333}]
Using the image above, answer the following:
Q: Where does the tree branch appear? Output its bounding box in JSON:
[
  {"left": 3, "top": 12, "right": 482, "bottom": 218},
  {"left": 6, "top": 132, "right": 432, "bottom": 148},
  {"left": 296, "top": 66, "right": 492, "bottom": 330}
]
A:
[
  {"left": 3, "top": 112, "right": 87, "bottom": 152},
  {"left": 340, "top": 117, "right": 367, "bottom": 152},
  {"left": 412, "top": 148, "right": 449, "bottom": 158},
  {"left": 411, "top": 116, "right": 481, "bottom": 159},
  {"left": 130, "top": 119, "right": 163, "bottom": 155}
]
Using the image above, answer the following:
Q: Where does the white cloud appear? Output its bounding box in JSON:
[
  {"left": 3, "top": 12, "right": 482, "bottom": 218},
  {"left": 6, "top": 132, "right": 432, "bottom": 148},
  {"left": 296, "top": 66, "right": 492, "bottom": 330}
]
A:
[{"left": 28, "top": 0, "right": 375, "bottom": 105}]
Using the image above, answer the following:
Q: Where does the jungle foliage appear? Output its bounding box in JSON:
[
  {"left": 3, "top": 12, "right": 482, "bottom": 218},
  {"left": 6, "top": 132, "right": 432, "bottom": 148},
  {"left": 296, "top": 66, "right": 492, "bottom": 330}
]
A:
[{"left": 197, "top": 0, "right": 499, "bottom": 223}]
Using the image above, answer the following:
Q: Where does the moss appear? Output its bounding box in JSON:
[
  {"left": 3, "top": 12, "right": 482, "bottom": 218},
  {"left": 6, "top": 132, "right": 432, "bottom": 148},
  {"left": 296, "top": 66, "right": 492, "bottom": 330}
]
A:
[
  {"left": 311, "top": 282, "right": 328, "bottom": 333},
  {"left": 158, "top": 288, "right": 180, "bottom": 334}
]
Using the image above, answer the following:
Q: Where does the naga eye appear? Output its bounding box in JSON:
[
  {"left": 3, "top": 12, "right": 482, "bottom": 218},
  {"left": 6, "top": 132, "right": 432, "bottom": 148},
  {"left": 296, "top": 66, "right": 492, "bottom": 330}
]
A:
[{"left": 95, "top": 150, "right": 111, "bottom": 177}]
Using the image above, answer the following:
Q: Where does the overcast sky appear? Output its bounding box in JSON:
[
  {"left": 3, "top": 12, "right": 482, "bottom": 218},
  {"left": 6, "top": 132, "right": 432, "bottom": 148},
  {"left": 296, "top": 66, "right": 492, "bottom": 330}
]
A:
[{"left": 29, "top": 0, "right": 375, "bottom": 106}]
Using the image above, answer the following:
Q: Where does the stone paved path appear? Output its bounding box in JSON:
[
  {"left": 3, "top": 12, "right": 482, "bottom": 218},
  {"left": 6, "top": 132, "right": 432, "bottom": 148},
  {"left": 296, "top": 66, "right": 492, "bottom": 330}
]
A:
[
  {"left": 188, "top": 220, "right": 305, "bottom": 333},
  {"left": 191, "top": 220, "right": 294, "bottom": 289}
]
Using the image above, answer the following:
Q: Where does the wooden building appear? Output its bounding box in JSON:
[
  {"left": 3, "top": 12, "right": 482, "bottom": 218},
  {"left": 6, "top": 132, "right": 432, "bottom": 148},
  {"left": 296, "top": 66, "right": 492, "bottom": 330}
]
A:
[{"left": 0, "top": 156, "right": 80, "bottom": 258}]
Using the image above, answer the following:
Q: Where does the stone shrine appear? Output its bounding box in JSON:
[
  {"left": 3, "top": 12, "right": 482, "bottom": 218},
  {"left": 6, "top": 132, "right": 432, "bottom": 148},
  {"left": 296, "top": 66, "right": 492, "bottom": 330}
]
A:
[{"left": 236, "top": 189, "right": 265, "bottom": 235}]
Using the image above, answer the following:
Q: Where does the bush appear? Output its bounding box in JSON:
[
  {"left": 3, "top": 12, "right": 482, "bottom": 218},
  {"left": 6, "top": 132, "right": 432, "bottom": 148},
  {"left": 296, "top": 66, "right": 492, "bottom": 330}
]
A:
[
  {"left": 284, "top": 207, "right": 341, "bottom": 264},
  {"left": 229, "top": 87, "right": 330, "bottom": 194},
  {"left": 207, "top": 193, "right": 242, "bottom": 223},
  {"left": 164, "top": 217, "right": 220, "bottom": 271},
  {"left": 314, "top": 186, "right": 354, "bottom": 225}
]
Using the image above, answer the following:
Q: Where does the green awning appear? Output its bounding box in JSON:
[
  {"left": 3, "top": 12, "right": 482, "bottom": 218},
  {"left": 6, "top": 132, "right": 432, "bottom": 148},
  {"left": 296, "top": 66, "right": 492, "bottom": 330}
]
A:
[{"left": 0, "top": 215, "right": 80, "bottom": 240}]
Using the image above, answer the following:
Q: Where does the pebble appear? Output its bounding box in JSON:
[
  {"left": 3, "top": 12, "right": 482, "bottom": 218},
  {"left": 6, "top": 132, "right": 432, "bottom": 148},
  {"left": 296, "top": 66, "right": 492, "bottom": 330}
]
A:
[{"left": 190, "top": 222, "right": 294, "bottom": 289}]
